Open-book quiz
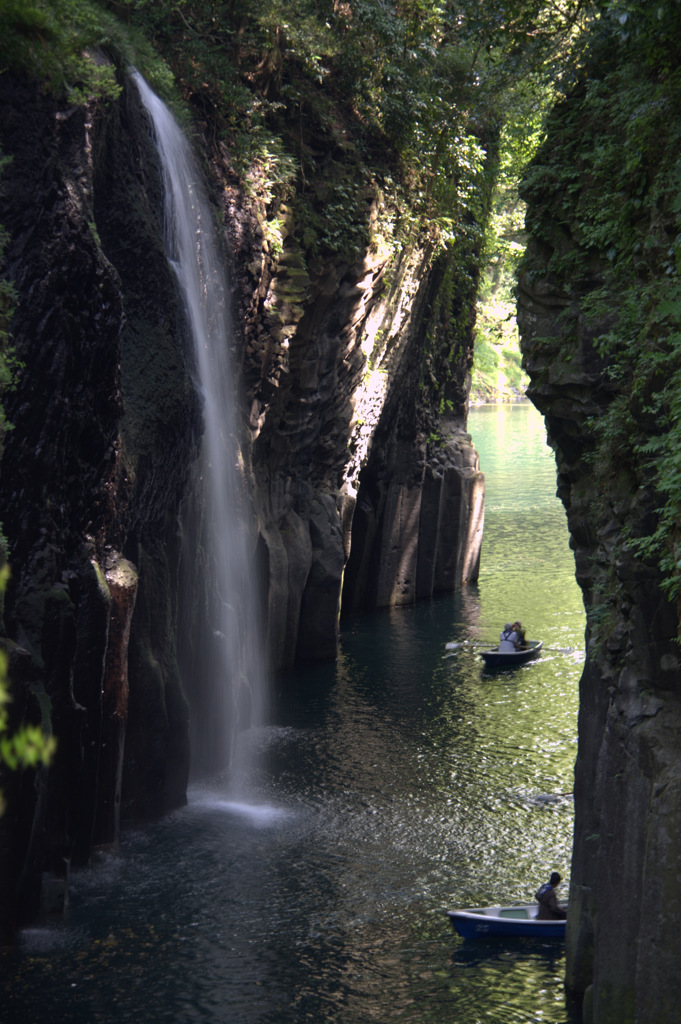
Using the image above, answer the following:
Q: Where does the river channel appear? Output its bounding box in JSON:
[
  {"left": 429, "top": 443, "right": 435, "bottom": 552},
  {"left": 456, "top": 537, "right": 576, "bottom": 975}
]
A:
[{"left": 4, "top": 401, "right": 585, "bottom": 1024}]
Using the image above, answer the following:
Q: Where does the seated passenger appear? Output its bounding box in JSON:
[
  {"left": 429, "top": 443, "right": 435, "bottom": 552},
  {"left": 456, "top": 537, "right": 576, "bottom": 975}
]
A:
[
  {"left": 499, "top": 623, "right": 519, "bottom": 652},
  {"left": 512, "top": 620, "right": 527, "bottom": 647},
  {"left": 535, "top": 871, "right": 567, "bottom": 920}
]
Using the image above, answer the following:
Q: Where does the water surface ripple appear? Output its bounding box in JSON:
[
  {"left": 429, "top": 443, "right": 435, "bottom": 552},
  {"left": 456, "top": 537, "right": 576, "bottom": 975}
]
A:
[{"left": 4, "top": 403, "right": 585, "bottom": 1023}]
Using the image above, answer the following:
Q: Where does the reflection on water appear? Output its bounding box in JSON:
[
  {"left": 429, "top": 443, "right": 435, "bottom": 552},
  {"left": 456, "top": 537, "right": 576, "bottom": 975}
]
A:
[
  {"left": 4, "top": 402, "right": 585, "bottom": 1024},
  {"left": 469, "top": 401, "right": 583, "bottom": 651}
]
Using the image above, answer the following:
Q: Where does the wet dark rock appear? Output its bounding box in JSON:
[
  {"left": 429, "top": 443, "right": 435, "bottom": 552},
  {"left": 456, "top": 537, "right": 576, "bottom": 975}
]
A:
[
  {"left": 223, "top": 196, "right": 485, "bottom": 656},
  {"left": 518, "top": 177, "right": 681, "bottom": 1024},
  {"left": 0, "top": 74, "right": 197, "bottom": 939},
  {"left": 0, "top": 67, "right": 484, "bottom": 935}
]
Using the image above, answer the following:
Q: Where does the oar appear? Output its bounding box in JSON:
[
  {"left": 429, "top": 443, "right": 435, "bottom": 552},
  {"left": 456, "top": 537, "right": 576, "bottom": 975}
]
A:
[
  {"left": 445, "top": 640, "right": 506, "bottom": 650},
  {"left": 444, "top": 640, "right": 577, "bottom": 654},
  {"left": 446, "top": 623, "right": 579, "bottom": 652}
]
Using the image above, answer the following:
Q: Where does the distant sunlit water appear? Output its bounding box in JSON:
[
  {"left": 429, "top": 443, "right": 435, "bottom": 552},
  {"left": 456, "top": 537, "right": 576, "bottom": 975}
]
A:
[{"left": 3, "top": 401, "right": 585, "bottom": 1024}]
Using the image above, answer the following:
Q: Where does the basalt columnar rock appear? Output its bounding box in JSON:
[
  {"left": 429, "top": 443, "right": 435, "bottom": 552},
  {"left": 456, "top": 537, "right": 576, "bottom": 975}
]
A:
[
  {"left": 0, "top": 73, "right": 199, "bottom": 938},
  {"left": 0, "top": 67, "right": 484, "bottom": 936},
  {"left": 519, "top": 239, "right": 681, "bottom": 1024},
  {"left": 517, "top": 46, "right": 681, "bottom": 1023},
  {"left": 221, "top": 144, "right": 485, "bottom": 666}
]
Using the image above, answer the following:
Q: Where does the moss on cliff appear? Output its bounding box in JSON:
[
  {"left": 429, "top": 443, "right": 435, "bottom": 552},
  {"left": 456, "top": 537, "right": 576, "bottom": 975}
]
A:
[
  {"left": 1, "top": 1, "right": 592, "bottom": 429},
  {"left": 520, "top": 2, "right": 681, "bottom": 612},
  {"left": 517, "top": 5, "right": 681, "bottom": 1020}
]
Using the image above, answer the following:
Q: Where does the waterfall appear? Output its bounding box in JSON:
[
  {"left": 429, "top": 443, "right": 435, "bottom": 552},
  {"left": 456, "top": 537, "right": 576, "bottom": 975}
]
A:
[{"left": 132, "top": 71, "right": 266, "bottom": 792}]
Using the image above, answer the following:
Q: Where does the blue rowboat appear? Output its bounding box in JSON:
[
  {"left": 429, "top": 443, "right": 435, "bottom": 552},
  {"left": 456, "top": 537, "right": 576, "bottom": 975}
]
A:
[
  {"left": 480, "top": 640, "right": 543, "bottom": 668},
  {"left": 447, "top": 903, "right": 566, "bottom": 939}
]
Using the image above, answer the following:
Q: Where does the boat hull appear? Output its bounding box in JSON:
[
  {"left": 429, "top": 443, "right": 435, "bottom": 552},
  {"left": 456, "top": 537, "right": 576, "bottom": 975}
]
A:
[
  {"left": 447, "top": 904, "right": 566, "bottom": 939},
  {"left": 480, "top": 640, "right": 543, "bottom": 668}
]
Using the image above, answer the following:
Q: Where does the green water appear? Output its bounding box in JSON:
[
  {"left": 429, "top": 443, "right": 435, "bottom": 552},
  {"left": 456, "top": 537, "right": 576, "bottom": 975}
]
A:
[
  {"left": 470, "top": 401, "right": 584, "bottom": 651},
  {"left": 3, "top": 401, "right": 585, "bottom": 1024}
]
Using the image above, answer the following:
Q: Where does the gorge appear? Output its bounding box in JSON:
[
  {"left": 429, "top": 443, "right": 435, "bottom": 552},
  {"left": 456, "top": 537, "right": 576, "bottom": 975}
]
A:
[
  {"left": 5, "top": 399, "right": 585, "bottom": 1023},
  {"left": 0, "top": 54, "right": 484, "bottom": 943},
  {"left": 2, "top": 2, "right": 681, "bottom": 1021}
]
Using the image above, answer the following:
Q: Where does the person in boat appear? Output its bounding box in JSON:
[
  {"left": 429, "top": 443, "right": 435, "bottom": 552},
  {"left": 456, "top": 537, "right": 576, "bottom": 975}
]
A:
[
  {"left": 535, "top": 871, "right": 567, "bottom": 920},
  {"left": 499, "top": 623, "right": 519, "bottom": 652},
  {"left": 512, "top": 621, "right": 527, "bottom": 648}
]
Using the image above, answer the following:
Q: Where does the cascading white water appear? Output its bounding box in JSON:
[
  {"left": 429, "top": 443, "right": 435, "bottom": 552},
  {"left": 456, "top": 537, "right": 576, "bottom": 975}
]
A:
[{"left": 132, "top": 71, "right": 266, "bottom": 791}]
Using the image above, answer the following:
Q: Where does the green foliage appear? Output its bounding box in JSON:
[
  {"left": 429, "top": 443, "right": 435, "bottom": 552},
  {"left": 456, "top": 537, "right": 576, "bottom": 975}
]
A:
[
  {"left": 0, "top": 0, "right": 125, "bottom": 101},
  {"left": 0, "top": 712, "right": 57, "bottom": 772},
  {"left": 0, "top": 0, "right": 186, "bottom": 109},
  {"left": 471, "top": 275, "right": 528, "bottom": 400},
  {"left": 470, "top": 79, "right": 547, "bottom": 402},
  {"left": 0, "top": 1, "right": 604, "bottom": 426},
  {"left": 0, "top": 565, "right": 56, "bottom": 815},
  {"left": 110, "top": 0, "right": 592, "bottom": 266},
  {"left": 519, "top": 0, "right": 681, "bottom": 603}
]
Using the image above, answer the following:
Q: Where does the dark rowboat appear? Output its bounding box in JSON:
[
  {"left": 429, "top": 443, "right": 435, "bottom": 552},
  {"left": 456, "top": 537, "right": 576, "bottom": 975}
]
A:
[
  {"left": 447, "top": 903, "right": 566, "bottom": 939},
  {"left": 480, "top": 640, "right": 543, "bottom": 668}
]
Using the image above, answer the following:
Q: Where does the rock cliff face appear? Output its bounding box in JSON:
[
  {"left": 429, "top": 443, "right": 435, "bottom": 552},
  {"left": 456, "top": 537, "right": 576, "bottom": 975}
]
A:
[
  {"left": 0, "top": 68, "right": 483, "bottom": 935},
  {"left": 0, "top": 72, "right": 199, "bottom": 937},
  {"left": 519, "top": 253, "right": 681, "bottom": 1024},
  {"left": 517, "top": 58, "right": 681, "bottom": 1022},
  {"left": 219, "top": 140, "right": 485, "bottom": 667},
  {"left": 519, "top": 256, "right": 681, "bottom": 1022}
]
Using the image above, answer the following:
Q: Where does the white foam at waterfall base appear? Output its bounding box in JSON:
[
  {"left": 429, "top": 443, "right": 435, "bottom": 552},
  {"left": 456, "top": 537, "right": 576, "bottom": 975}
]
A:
[
  {"left": 189, "top": 790, "right": 291, "bottom": 827},
  {"left": 131, "top": 70, "right": 267, "bottom": 793}
]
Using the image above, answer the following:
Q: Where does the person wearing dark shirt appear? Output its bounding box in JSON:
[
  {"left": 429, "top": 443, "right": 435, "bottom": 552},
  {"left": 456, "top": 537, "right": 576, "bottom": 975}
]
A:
[
  {"left": 535, "top": 871, "right": 567, "bottom": 920},
  {"left": 512, "top": 620, "right": 527, "bottom": 647}
]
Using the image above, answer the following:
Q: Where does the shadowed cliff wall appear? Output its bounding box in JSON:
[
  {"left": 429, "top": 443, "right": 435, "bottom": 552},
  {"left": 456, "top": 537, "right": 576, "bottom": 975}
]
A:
[
  {"left": 0, "top": 62, "right": 485, "bottom": 935},
  {"left": 0, "top": 73, "right": 199, "bottom": 937},
  {"left": 517, "top": 20, "right": 681, "bottom": 1021},
  {"left": 220, "top": 136, "right": 485, "bottom": 667}
]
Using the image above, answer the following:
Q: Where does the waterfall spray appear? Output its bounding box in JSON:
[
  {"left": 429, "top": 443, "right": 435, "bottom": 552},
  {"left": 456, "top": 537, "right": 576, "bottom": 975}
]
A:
[{"left": 132, "top": 71, "right": 266, "bottom": 793}]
